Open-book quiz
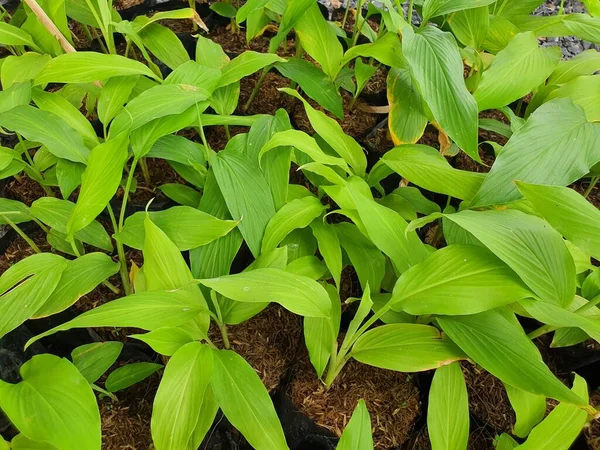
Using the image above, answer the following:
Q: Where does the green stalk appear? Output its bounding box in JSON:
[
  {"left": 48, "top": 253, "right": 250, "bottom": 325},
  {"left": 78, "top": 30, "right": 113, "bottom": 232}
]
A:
[
  {"left": 528, "top": 293, "right": 600, "bottom": 339},
  {"left": 351, "top": 0, "right": 366, "bottom": 47},
  {"left": 407, "top": 0, "right": 414, "bottom": 23},
  {"left": 584, "top": 176, "right": 599, "bottom": 199},
  {"left": 4, "top": 216, "right": 41, "bottom": 253},
  {"left": 17, "top": 134, "right": 55, "bottom": 197},
  {"left": 342, "top": 0, "right": 352, "bottom": 29},
  {"left": 559, "top": 0, "right": 566, "bottom": 15},
  {"left": 107, "top": 205, "right": 131, "bottom": 296},
  {"left": 243, "top": 67, "right": 270, "bottom": 112},
  {"left": 217, "top": 322, "right": 231, "bottom": 349},
  {"left": 189, "top": 0, "right": 198, "bottom": 30},
  {"left": 139, "top": 157, "right": 151, "bottom": 185},
  {"left": 224, "top": 124, "right": 231, "bottom": 141}
]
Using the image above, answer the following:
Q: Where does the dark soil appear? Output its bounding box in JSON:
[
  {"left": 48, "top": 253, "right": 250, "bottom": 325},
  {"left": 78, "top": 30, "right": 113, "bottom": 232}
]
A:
[
  {"left": 238, "top": 71, "right": 293, "bottom": 116},
  {"left": 5, "top": 176, "right": 51, "bottom": 206},
  {"left": 586, "top": 391, "right": 600, "bottom": 450},
  {"left": 115, "top": 158, "right": 184, "bottom": 206},
  {"left": 288, "top": 351, "right": 420, "bottom": 449},
  {"left": 99, "top": 372, "right": 158, "bottom": 450},
  {"left": 204, "top": 125, "right": 248, "bottom": 152},
  {"left": 0, "top": 228, "right": 50, "bottom": 273},
  {"left": 209, "top": 305, "right": 302, "bottom": 393}
]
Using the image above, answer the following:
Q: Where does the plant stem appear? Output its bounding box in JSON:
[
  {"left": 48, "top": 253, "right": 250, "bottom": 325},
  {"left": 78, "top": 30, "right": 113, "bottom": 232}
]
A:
[
  {"left": 32, "top": 218, "right": 49, "bottom": 233},
  {"left": 139, "top": 158, "right": 151, "bottom": 185},
  {"left": 243, "top": 67, "right": 269, "bottom": 112},
  {"left": 224, "top": 124, "right": 231, "bottom": 141},
  {"left": 189, "top": 0, "right": 198, "bottom": 31},
  {"left": 4, "top": 217, "right": 41, "bottom": 253},
  {"left": 351, "top": 0, "right": 366, "bottom": 47},
  {"left": 559, "top": 0, "right": 565, "bottom": 15},
  {"left": 584, "top": 177, "right": 599, "bottom": 199},
  {"left": 218, "top": 322, "right": 231, "bottom": 349},
  {"left": 528, "top": 293, "right": 600, "bottom": 339},
  {"left": 407, "top": 0, "right": 414, "bottom": 23},
  {"left": 342, "top": 0, "right": 351, "bottom": 29},
  {"left": 23, "top": 0, "right": 77, "bottom": 53},
  {"left": 108, "top": 204, "right": 132, "bottom": 296}
]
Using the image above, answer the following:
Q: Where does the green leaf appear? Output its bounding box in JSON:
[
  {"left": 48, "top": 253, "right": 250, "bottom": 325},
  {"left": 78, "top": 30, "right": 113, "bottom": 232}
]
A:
[
  {"left": 311, "top": 219, "right": 342, "bottom": 289},
  {"left": 262, "top": 196, "right": 326, "bottom": 253},
  {"left": 34, "top": 253, "right": 119, "bottom": 318},
  {"left": 495, "top": 434, "right": 519, "bottom": 450},
  {"left": 437, "top": 309, "right": 588, "bottom": 406},
  {"left": 217, "top": 51, "right": 285, "bottom": 88},
  {"left": 422, "top": 0, "right": 495, "bottom": 21},
  {"left": 1, "top": 54, "right": 50, "bottom": 90},
  {"left": 130, "top": 327, "right": 196, "bottom": 356},
  {"left": 26, "top": 290, "right": 208, "bottom": 349},
  {"left": 428, "top": 362, "right": 469, "bottom": 450},
  {"left": 105, "top": 362, "right": 162, "bottom": 393},
  {"left": 471, "top": 99, "right": 600, "bottom": 207},
  {"left": 72, "top": 342, "right": 123, "bottom": 384},
  {"left": 517, "top": 374, "right": 589, "bottom": 449},
  {"left": 402, "top": 25, "right": 479, "bottom": 160},
  {"left": 269, "top": 0, "right": 313, "bottom": 50},
  {"left": 474, "top": 32, "right": 560, "bottom": 111},
  {"left": 139, "top": 22, "right": 190, "bottom": 70},
  {"left": 517, "top": 182, "right": 600, "bottom": 260},
  {"left": 97, "top": 75, "right": 138, "bottom": 126},
  {"left": 336, "top": 399, "right": 373, "bottom": 450},
  {"left": 210, "top": 1, "right": 237, "bottom": 17},
  {"left": 211, "top": 149, "right": 276, "bottom": 257},
  {"left": 275, "top": 59, "right": 343, "bottom": 119},
  {"left": 546, "top": 75, "right": 600, "bottom": 122},
  {"left": 159, "top": 184, "right": 202, "bottom": 207},
  {"left": 0, "top": 82, "right": 32, "bottom": 115},
  {"left": 0, "top": 21, "right": 41, "bottom": 50},
  {"left": 346, "top": 178, "right": 428, "bottom": 274},
  {"left": 548, "top": 49, "right": 600, "bottom": 85},
  {"left": 351, "top": 324, "right": 465, "bottom": 371},
  {"left": 448, "top": 6, "right": 490, "bottom": 49},
  {"left": 0, "top": 259, "right": 67, "bottom": 339},
  {"left": 391, "top": 245, "right": 533, "bottom": 315},
  {"left": 0, "top": 198, "right": 32, "bottom": 224},
  {"left": 341, "top": 32, "right": 405, "bottom": 69},
  {"left": 31, "top": 89, "right": 99, "bottom": 149},
  {"left": 504, "top": 384, "right": 546, "bottom": 438},
  {"left": 200, "top": 268, "right": 331, "bottom": 318},
  {"left": 210, "top": 349, "right": 288, "bottom": 450},
  {"left": 0, "top": 105, "right": 89, "bottom": 164},
  {"left": 444, "top": 209, "right": 575, "bottom": 307},
  {"left": 335, "top": 222, "right": 385, "bottom": 293},
  {"left": 67, "top": 131, "right": 129, "bottom": 237},
  {"left": 152, "top": 342, "right": 215, "bottom": 450},
  {"left": 195, "top": 35, "right": 229, "bottom": 69},
  {"left": 34, "top": 52, "right": 157, "bottom": 85},
  {"left": 563, "top": 14, "right": 600, "bottom": 45},
  {"left": 10, "top": 434, "right": 58, "bottom": 450},
  {"left": 117, "top": 207, "right": 237, "bottom": 250},
  {"left": 387, "top": 68, "right": 428, "bottom": 145},
  {"left": 0, "top": 355, "right": 100, "bottom": 450},
  {"left": 30, "top": 198, "right": 112, "bottom": 251},
  {"left": 378, "top": 145, "right": 484, "bottom": 201},
  {"left": 295, "top": 3, "right": 343, "bottom": 79},
  {"left": 56, "top": 159, "right": 85, "bottom": 198},
  {"left": 280, "top": 88, "right": 367, "bottom": 176}
]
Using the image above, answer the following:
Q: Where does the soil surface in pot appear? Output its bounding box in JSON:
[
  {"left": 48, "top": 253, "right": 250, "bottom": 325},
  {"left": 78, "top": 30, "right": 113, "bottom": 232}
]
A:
[
  {"left": 410, "top": 425, "right": 496, "bottom": 450},
  {"left": 210, "top": 304, "right": 302, "bottom": 392},
  {"left": 586, "top": 391, "right": 600, "bottom": 449},
  {"left": 288, "top": 350, "right": 420, "bottom": 449},
  {"left": 5, "top": 176, "right": 50, "bottom": 206},
  {"left": 0, "top": 229, "right": 50, "bottom": 272},
  {"left": 239, "top": 71, "right": 294, "bottom": 116}
]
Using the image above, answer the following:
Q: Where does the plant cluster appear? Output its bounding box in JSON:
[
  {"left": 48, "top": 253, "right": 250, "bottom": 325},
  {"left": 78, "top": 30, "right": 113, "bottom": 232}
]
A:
[{"left": 0, "top": 0, "right": 599, "bottom": 449}]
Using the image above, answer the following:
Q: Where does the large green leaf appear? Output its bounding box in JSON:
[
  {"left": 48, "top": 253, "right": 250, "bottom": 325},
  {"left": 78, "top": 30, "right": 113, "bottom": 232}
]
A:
[
  {"left": 448, "top": 6, "right": 490, "bottom": 49},
  {"left": 336, "top": 400, "right": 373, "bottom": 450},
  {"left": 34, "top": 253, "right": 119, "bottom": 318},
  {"left": 428, "top": 362, "right": 469, "bottom": 450},
  {"left": 199, "top": 268, "right": 331, "bottom": 318},
  {"left": 26, "top": 290, "right": 207, "bottom": 348},
  {"left": 376, "top": 145, "right": 485, "bottom": 200},
  {"left": 139, "top": 23, "right": 190, "bottom": 70},
  {"left": 97, "top": 75, "right": 138, "bottom": 126},
  {"left": 0, "top": 105, "right": 89, "bottom": 164},
  {"left": 217, "top": 51, "right": 285, "bottom": 88},
  {"left": 471, "top": 99, "right": 600, "bottom": 206},
  {"left": 0, "top": 198, "right": 32, "bottom": 224},
  {"left": 547, "top": 49, "right": 600, "bottom": 85},
  {"left": 346, "top": 178, "right": 428, "bottom": 274},
  {"left": 211, "top": 350, "right": 288, "bottom": 449},
  {"left": 0, "top": 355, "right": 100, "bottom": 450},
  {"left": 387, "top": 68, "right": 428, "bottom": 145},
  {"left": 423, "top": 0, "right": 495, "bottom": 21},
  {"left": 105, "top": 362, "right": 162, "bottom": 393},
  {"left": 210, "top": 149, "right": 276, "bottom": 257},
  {"left": 67, "top": 131, "right": 129, "bottom": 237},
  {"left": 563, "top": 14, "right": 600, "bottom": 45},
  {"left": 0, "top": 258, "right": 67, "bottom": 339},
  {"left": 275, "top": 59, "right": 343, "bottom": 119},
  {"left": 31, "top": 198, "right": 112, "bottom": 251},
  {"left": 391, "top": 245, "right": 533, "bottom": 315},
  {"left": 402, "top": 26, "right": 479, "bottom": 160},
  {"left": 474, "top": 32, "right": 560, "bottom": 111},
  {"left": 546, "top": 75, "right": 600, "bottom": 122},
  {"left": 504, "top": 384, "right": 546, "bottom": 438},
  {"left": 437, "top": 309, "right": 588, "bottom": 406},
  {"left": 517, "top": 374, "right": 589, "bottom": 449},
  {"left": 0, "top": 22, "right": 41, "bottom": 50},
  {"left": 152, "top": 342, "right": 215, "bottom": 450},
  {"left": 117, "top": 207, "right": 237, "bottom": 250},
  {"left": 262, "top": 196, "right": 326, "bottom": 253},
  {"left": 517, "top": 182, "right": 600, "bottom": 260},
  {"left": 294, "top": 3, "right": 343, "bottom": 79},
  {"left": 311, "top": 219, "right": 342, "bottom": 289},
  {"left": 351, "top": 324, "right": 465, "bottom": 371},
  {"left": 34, "top": 52, "right": 157, "bottom": 85},
  {"left": 444, "top": 209, "right": 575, "bottom": 307},
  {"left": 280, "top": 88, "right": 367, "bottom": 176}
]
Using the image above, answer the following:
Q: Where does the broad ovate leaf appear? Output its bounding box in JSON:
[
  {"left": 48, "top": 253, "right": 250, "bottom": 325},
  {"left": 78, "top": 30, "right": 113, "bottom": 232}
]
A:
[
  {"left": 72, "top": 342, "right": 123, "bottom": 384},
  {"left": 336, "top": 400, "right": 373, "bottom": 450},
  {"left": 0, "top": 355, "right": 100, "bottom": 450},
  {"left": 402, "top": 26, "right": 479, "bottom": 160},
  {"left": 471, "top": 99, "right": 600, "bottom": 207}
]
